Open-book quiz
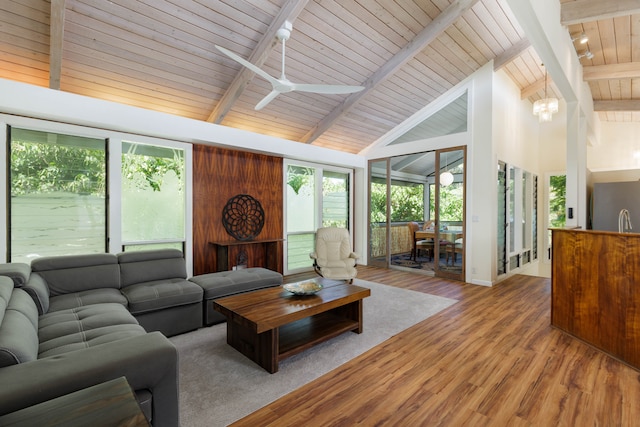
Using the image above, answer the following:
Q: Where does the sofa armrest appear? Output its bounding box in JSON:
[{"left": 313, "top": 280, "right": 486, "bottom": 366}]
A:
[
  {"left": 0, "top": 332, "right": 178, "bottom": 427},
  {"left": 22, "top": 273, "right": 50, "bottom": 315},
  {"left": 0, "top": 263, "right": 31, "bottom": 287}
]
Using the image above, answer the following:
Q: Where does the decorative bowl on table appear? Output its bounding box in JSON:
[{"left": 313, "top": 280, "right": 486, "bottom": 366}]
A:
[{"left": 283, "top": 280, "right": 323, "bottom": 295}]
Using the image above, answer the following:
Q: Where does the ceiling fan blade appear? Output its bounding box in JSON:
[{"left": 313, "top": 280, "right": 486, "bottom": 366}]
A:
[
  {"left": 215, "top": 45, "right": 279, "bottom": 86},
  {"left": 291, "top": 84, "right": 365, "bottom": 95},
  {"left": 255, "top": 90, "right": 280, "bottom": 110}
]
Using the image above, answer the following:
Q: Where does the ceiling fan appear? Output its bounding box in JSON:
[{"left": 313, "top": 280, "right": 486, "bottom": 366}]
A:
[{"left": 215, "top": 21, "right": 365, "bottom": 111}]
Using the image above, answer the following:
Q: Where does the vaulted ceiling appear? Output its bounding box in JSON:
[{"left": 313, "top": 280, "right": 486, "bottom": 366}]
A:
[{"left": 1, "top": 0, "right": 638, "bottom": 154}]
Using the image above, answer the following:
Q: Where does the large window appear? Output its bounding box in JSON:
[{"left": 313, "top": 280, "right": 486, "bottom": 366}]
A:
[
  {"left": 121, "top": 141, "right": 185, "bottom": 251},
  {"left": 4, "top": 122, "right": 192, "bottom": 266},
  {"left": 497, "top": 161, "right": 538, "bottom": 275},
  {"left": 9, "top": 128, "right": 107, "bottom": 262},
  {"left": 285, "top": 162, "right": 352, "bottom": 273}
]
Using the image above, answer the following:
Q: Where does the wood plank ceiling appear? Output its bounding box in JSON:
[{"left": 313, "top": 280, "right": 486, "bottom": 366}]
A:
[{"left": 1, "top": 0, "right": 638, "bottom": 154}]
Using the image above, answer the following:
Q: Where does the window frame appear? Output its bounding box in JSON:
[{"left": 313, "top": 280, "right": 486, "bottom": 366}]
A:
[
  {"left": 0, "top": 116, "right": 193, "bottom": 272},
  {"left": 283, "top": 159, "right": 354, "bottom": 275}
]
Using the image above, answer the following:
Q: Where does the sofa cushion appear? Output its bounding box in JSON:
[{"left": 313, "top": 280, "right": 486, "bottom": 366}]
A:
[
  {"left": 38, "top": 303, "right": 145, "bottom": 358},
  {"left": 190, "top": 268, "right": 283, "bottom": 299},
  {"left": 0, "top": 278, "right": 39, "bottom": 367},
  {"left": 48, "top": 288, "right": 128, "bottom": 312},
  {"left": 120, "top": 279, "right": 203, "bottom": 315},
  {"left": 31, "top": 253, "right": 120, "bottom": 296},
  {"left": 118, "top": 249, "right": 187, "bottom": 288}
]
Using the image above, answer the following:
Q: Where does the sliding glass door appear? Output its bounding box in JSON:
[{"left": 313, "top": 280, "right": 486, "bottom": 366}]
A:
[
  {"left": 434, "top": 148, "right": 465, "bottom": 279},
  {"left": 368, "top": 147, "right": 465, "bottom": 281},
  {"left": 368, "top": 159, "right": 389, "bottom": 268}
]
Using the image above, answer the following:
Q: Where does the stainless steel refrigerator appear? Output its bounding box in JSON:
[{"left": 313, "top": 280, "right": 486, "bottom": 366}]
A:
[{"left": 591, "top": 181, "right": 640, "bottom": 232}]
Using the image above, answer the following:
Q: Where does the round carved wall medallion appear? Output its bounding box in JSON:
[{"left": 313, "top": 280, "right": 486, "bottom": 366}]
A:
[{"left": 222, "top": 194, "right": 265, "bottom": 241}]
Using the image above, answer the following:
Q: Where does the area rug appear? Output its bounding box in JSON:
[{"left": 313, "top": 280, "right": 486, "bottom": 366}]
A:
[
  {"left": 170, "top": 279, "right": 457, "bottom": 427},
  {"left": 391, "top": 253, "right": 433, "bottom": 269}
]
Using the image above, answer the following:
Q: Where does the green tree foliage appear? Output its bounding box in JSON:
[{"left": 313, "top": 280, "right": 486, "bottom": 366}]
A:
[
  {"left": 549, "top": 175, "right": 566, "bottom": 227},
  {"left": 11, "top": 141, "right": 184, "bottom": 196},
  {"left": 11, "top": 142, "right": 105, "bottom": 196},
  {"left": 287, "top": 165, "right": 313, "bottom": 195},
  {"left": 390, "top": 183, "right": 424, "bottom": 221},
  {"left": 370, "top": 180, "right": 464, "bottom": 224},
  {"left": 429, "top": 183, "right": 464, "bottom": 221},
  {"left": 122, "top": 152, "right": 184, "bottom": 192},
  {"left": 370, "top": 182, "right": 387, "bottom": 223},
  {"left": 370, "top": 181, "right": 425, "bottom": 222}
]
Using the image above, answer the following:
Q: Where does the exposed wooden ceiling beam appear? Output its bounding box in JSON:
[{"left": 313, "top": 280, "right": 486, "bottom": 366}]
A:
[
  {"left": 593, "top": 100, "right": 640, "bottom": 111},
  {"left": 521, "top": 78, "right": 560, "bottom": 100},
  {"left": 521, "top": 78, "right": 545, "bottom": 100},
  {"left": 561, "top": 0, "right": 640, "bottom": 26},
  {"left": 207, "top": 0, "right": 310, "bottom": 124},
  {"left": 494, "top": 38, "right": 531, "bottom": 71},
  {"left": 582, "top": 62, "right": 640, "bottom": 81},
  {"left": 301, "top": 0, "right": 481, "bottom": 144},
  {"left": 49, "top": 0, "right": 65, "bottom": 90}
]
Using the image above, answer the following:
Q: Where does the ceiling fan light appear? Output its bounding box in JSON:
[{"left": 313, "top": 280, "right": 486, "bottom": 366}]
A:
[{"left": 440, "top": 171, "right": 454, "bottom": 186}]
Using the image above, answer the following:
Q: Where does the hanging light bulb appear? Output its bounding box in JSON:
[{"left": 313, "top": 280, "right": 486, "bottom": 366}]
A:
[
  {"left": 532, "top": 65, "right": 558, "bottom": 123},
  {"left": 440, "top": 171, "right": 454, "bottom": 186},
  {"left": 440, "top": 151, "right": 454, "bottom": 186}
]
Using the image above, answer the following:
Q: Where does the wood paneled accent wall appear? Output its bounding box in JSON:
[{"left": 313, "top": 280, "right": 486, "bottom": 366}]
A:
[
  {"left": 551, "top": 228, "right": 640, "bottom": 370},
  {"left": 193, "top": 145, "right": 283, "bottom": 275}
]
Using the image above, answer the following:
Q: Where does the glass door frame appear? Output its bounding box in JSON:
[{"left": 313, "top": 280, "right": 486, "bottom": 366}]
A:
[
  {"left": 434, "top": 147, "right": 466, "bottom": 281},
  {"left": 283, "top": 159, "right": 354, "bottom": 275},
  {"left": 367, "top": 147, "right": 466, "bottom": 282},
  {"left": 367, "top": 159, "right": 390, "bottom": 268}
]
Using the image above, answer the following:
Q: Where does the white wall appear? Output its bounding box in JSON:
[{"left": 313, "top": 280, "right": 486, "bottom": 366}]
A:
[
  {"left": 589, "top": 122, "right": 640, "bottom": 172},
  {"left": 493, "top": 70, "right": 541, "bottom": 173}
]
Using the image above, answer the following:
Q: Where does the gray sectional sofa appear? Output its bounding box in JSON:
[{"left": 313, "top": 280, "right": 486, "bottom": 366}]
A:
[{"left": 0, "top": 248, "right": 283, "bottom": 426}]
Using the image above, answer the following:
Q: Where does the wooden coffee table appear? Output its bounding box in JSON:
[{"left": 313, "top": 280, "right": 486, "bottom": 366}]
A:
[{"left": 213, "top": 278, "right": 371, "bottom": 373}]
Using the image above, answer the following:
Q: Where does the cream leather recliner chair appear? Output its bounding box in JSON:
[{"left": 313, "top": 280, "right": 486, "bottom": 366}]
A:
[{"left": 309, "top": 227, "right": 359, "bottom": 283}]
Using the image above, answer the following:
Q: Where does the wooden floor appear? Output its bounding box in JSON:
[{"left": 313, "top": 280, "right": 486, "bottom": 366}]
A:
[{"left": 231, "top": 266, "right": 640, "bottom": 426}]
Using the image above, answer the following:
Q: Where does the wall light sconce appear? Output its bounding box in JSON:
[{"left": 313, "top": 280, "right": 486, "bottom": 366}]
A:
[
  {"left": 572, "top": 32, "right": 589, "bottom": 44},
  {"left": 578, "top": 50, "right": 594, "bottom": 60}
]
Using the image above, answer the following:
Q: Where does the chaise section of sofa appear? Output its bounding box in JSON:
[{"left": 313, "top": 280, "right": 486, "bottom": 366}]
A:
[{"left": 189, "top": 267, "right": 283, "bottom": 325}]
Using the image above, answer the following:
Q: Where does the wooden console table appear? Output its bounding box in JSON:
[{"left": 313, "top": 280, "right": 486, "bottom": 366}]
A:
[{"left": 209, "top": 238, "right": 284, "bottom": 272}]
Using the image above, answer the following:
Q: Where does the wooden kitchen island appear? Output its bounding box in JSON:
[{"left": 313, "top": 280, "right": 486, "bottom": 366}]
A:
[{"left": 551, "top": 228, "right": 640, "bottom": 370}]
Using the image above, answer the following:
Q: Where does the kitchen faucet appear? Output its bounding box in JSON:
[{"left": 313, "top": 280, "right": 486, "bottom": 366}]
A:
[{"left": 618, "top": 209, "right": 633, "bottom": 233}]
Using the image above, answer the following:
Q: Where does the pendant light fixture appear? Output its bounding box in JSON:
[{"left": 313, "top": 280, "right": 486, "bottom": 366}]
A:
[
  {"left": 532, "top": 64, "right": 558, "bottom": 123},
  {"left": 440, "top": 151, "right": 454, "bottom": 187}
]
